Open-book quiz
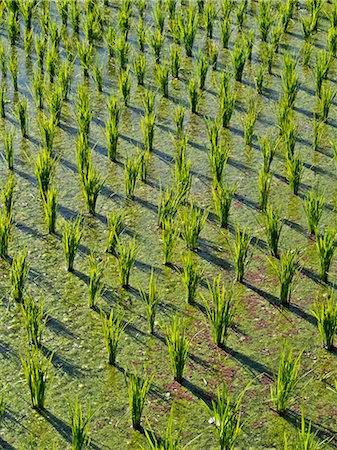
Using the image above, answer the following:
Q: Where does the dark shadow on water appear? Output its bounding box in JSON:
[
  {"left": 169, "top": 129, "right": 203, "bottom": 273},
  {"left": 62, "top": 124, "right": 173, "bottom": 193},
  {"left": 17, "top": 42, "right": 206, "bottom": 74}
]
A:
[
  {"left": 46, "top": 316, "right": 77, "bottom": 339},
  {"left": 41, "top": 345, "right": 82, "bottom": 378},
  {"left": 0, "top": 340, "right": 17, "bottom": 360},
  {"left": 225, "top": 346, "right": 275, "bottom": 380},
  {"left": 181, "top": 379, "right": 213, "bottom": 407},
  {"left": 0, "top": 437, "right": 16, "bottom": 450}
]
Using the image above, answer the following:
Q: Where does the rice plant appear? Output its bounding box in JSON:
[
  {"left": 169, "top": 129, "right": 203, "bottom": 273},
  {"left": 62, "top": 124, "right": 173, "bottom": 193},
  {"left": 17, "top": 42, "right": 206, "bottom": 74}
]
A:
[
  {"left": 202, "top": 275, "right": 234, "bottom": 347},
  {"left": 69, "top": 397, "right": 92, "bottom": 450},
  {"left": 254, "top": 64, "right": 265, "bottom": 95},
  {"left": 231, "top": 40, "right": 246, "bottom": 82},
  {"left": 0, "top": 85, "right": 5, "bottom": 119},
  {"left": 304, "top": 189, "right": 324, "bottom": 236},
  {"left": 258, "top": 168, "right": 271, "bottom": 212},
  {"left": 208, "top": 40, "right": 218, "bottom": 70},
  {"left": 259, "top": 135, "right": 277, "bottom": 173},
  {"left": 178, "top": 5, "right": 198, "bottom": 57},
  {"left": 316, "top": 227, "right": 336, "bottom": 283},
  {"left": 141, "top": 112, "right": 155, "bottom": 153},
  {"left": 92, "top": 61, "right": 103, "bottom": 92},
  {"left": 283, "top": 122, "right": 297, "bottom": 160},
  {"left": 0, "top": 211, "right": 12, "bottom": 259},
  {"left": 56, "top": 0, "right": 69, "bottom": 25},
  {"left": 188, "top": 78, "right": 199, "bottom": 114},
  {"left": 258, "top": 0, "right": 272, "bottom": 42},
  {"left": 220, "top": 18, "right": 232, "bottom": 49},
  {"left": 42, "top": 184, "right": 57, "bottom": 234},
  {"left": 149, "top": 29, "right": 164, "bottom": 63},
  {"left": 21, "top": 348, "right": 51, "bottom": 411},
  {"left": 174, "top": 105, "right": 185, "bottom": 139},
  {"left": 204, "top": 0, "right": 216, "bottom": 38},
  {"left": 0, "top": 381, "right": 6, "bottom": 423},
  {"left": 31, "top": 68, "right": 45, "bottom": 109},
  {"left": 10, "top": 247, "right": 29, "bottom": 304},
  {"left": 106, "top": 211, "right": 124, "bottom": 254},
  {"left": 61, "top": 216, "right": 83, "bottom": 272},
  {"left": 88, "top": 253, "right": 104, "bottom": 309},
  {"left": 119, "top": 70, "right": 131, "bottom": 106},
  {"left": 318, "top": 85, "right": 336, "bottom": 123},
  {"left": 101, "top": 308, "right": 126, "bottom": 365},
  {"left": 212, "top": 181, "right": 236, "bottom": 229},
  {"left": 271, "top": 22, "right": 283, "bottom": 53},
  {"left": 138, "top": 268, "right": 159, "bottom": 334},
  {"left": 8, "top": 11, "right": 19, "bottom": 46},
  {"left": 302, "top": 41, "right": 312, "bottom": 67},
  {"left": 126, "top": 369, "right": 153, "bottom": 431},
  {"left": 143, "top": 405, "right": 183, "bottom": 450},
  {"left": 235, "top": 0, "right": 248, "bottom": 31},
  {"left": 16, "top": 96, "right": 28, "bottom": 138},
  {"left": 219, "top": 72, "right": 236, "bottom": 128},
  {"left": 46, "top": 45, "right": 58, "bottom": 83},
  {"left": 286, "top": 153, "right": 303, "bottom": 196},
  {"left": 263, "top": 204, "right": 283, "bottom": 259},
  {"left": 155, "top": 64, "right": 169, "bottom": 98},
  {"left": 81, "top": 162, "right": 103, "bottom": 215},
  {"left": 1, "top": 128, "right": 14, "bottom": 171},
  {"left": 243, "top": 96, "right": 258, "bottom": 146},
  {"left": 314, "top": 50, "right": 332, "bottom": 98},
  {"left": 161, "top": 218, "right": 178, "bottom": 265},
  {"left": 34, "top": 148, "right": 57, "bottom": 201},
  {"left": 173, "top": 151, "right": 191, "bottom": 203},
  {"left": 270, "top": 345, "right": 302, "bottom": 415},
  {"left": 133, "top": 53, "right": 145, "bottom": 86},
  {"left": 38, "top": 113, "right": 56, "bottom": 154},
  {"left": 8, "top": 52, "right": 18, "bottom": 91},
  {"left": 197, "top": 54, "right": 208, "bottom": 91},
  {"left": 106, "top": 26, "right": 116, "bottom": 58},
  {"left": 269, "top": 249, "right": 300, "bottom": 307},
  {"left": 181, "top": 201, "right": 208, "bottom": 250},
  {"left": 264, "top": 43, "right": 274, "bottom": 74},
  {"left": 124, "top": 157, "right": 139, "bottom": 200},
  {"left": 312, "top": 291, "right": 337, "bottom": 351},
  {"left": 204, "top": 382, "right": 246, "bottom": 450},
  {"left": 233, "top": 226, "right": 251, "bottom": 283},
  {"left": 157, "top": 186, "right": 180, "bottom": 228},
  {"left": 117, "top": 238, "right": 137, "bottom": 288},
  {"left": 137, "top": 18, "right": 146, "bottom": 52},
  {"left": 164, "top": 315, "right": 189, "bottom": 383},
  {"left": 181, "top": 251, "right": 202, "bottom": 304},
  {"left": 77, "top": 39, "right": 92, "bottom": 77},
  {"left": 21, "top": 296, "right": 46, "bottom": 348},
  {"left": 245, "top": 29, "right": 254, "bottom": 61},
  {"left": 281, "top": 53, "right": 299, "bottom": 109},
  {"left": 312, "top": 117, "right": 323, "bottom": 152},
  {"left": 48, "top": 86, "right": 63, "bottom": 126}
]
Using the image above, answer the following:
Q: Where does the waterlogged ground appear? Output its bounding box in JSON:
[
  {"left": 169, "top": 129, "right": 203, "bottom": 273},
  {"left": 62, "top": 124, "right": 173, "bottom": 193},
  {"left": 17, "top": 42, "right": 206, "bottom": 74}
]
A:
[{"left": 1, "top": 0, "right": 337, "bottom": 449}]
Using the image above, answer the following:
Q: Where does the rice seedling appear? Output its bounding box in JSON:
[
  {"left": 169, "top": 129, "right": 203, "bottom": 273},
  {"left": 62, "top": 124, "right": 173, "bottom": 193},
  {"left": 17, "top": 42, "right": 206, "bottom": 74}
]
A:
[
  {"left": 259, "top": 135, "right": 277, "bottom": 173},
  {"left": 174, "top": 105, "right": 185, "bottom": 139},
  {"left": 117, "top": 238, "right": 137, "bottom": 288},
  {"left": 137, "top": 18, "right": 146, "bottom": 53},
  {"left": 8, "top": 11, "right": 19, "bottom": 46},
  {"left": 0, "top": 85, "right": 6, "bottom": 119},
  {"left": 269, "top": 248, "right": 300, "bottom": 307},
  {"left": 257, "top": 0, "right": 272, "bottom": 42},
  {"left": 157, "top": 186, "right": 180, "bottom": 228},
  {"left": 178, "top": 5, "right": 198, "bottom": 57},
  {"left": 76, "top": 133, "right": 90, "bottom": 182},
  {"left": 318, "top": 85, "right": 336, "bottom": 123},
  {"left": 233, "top": 226, "right": 251, "bottom": 283},
  {"left": 40, "top": 3, "right": 50, "bottom": 36},
  {"left": 205, "top": 116, "right": 221, "bottom": 153},
  {"left": 137, "top": 0, "right": 147, "bottom": 18},
  {"left": 254, "top": 64, "right": 265, "bottom": 95},
  {"left": 181, "top": 201, "right": 208, "bottom": 250},
  {"left": 105, "top": 99, "right": 122, "bottom": 162},
  {"left": 271, "top": 22, "right": 283, "bottom": 53},
  {"left": 20, "top": 0, "right": 35, "bottom": 30},
  {"left": 161, "top": 218, "right": 178, "bottom": 266},
  {"left": 316, "top": 227, "right": 336, "bottom": 283},
  {"left": 301, "top": 15, "right": 313, "bottom": 43},
  {"left": 8, "top": 52, "right": 18, "bottom": 91},
  {"left": 208, "top": 143, "right": 229, "bottom": 186},
  {"left": 10, "top": 247, "right": 29, "bottom": 304},
  {"left": 204, "top": 382, "right": 246, "bottom": 450},
  {"left": 46, "top": 45, "right": 58, "bottom": 83},
  {"left": 258, "top": 168, "right": 271, "bottom": 212},
  {"left": 243, "top": 96, "right": 258, "bottom": 146},
  {"left": 1, "top": 127, "right": 14, "bottom": 171},
  {"left": 138, "top": 268, "right": 159, "bottom": 334},
  {"left": 202, "top": 275, "right": 234, "bottom": 347},
  {"left": 92, "top": 61, "right": 103, "bottom": 92},
  {"left": 312, "top": 116, "right": 324, "bottom": 152},
  {"left": 88, "top": 253, "right": 104, "bottom": 309},
  {"left": 208, "top": 40, "right": 218, "bottom": 70},
  {"left": 235, "top": 0, "right": 248, "bottom": 32},
  {"left": 222, "top": 0, "right": 234, "bottom": 19},
  {"left": 21, "top": 296, "right": 46, "bottom": 348},
  {"left": 125, "top": 368, "right": 153, "bottom": 431},
  {"left": 189, "top": 78, "right": 199, "bottom": 114},
  {"left": 35, "top": 35, "right": 45, "bottom": 72},
  {"left": 286, "top": 153, "right": 303, "bottom": 196},
  {"left": 173, "top": 152, "right": 191, "bottom": 203},
  {"left": 133, "top": 53, "right": 145, "bottom": 86},
  {"left": 314, "top": 50, "right": 332, "bottom": 98},
  {"left": 48, "top": 86, "right": 64, "bottom": 126},
  {"left": 304, "top": 189, "right": 324, "bottom": 236},
  {"left": 309, "top": 0, "right": 325, "bottom": 32},
  {"left": 327, "top": 26, "right": 337, "bottom": 56},
  {"left": 143, "top": 405, "right": 184, "bottom": 450},
  {"left": 31, "top": 68, "right": 45, "bottom": 110},
  {"left": 119, "top": 70, "right": 131, "bottom": 107},
  {"left": 0, "top": 44, "right": 5, "bottom": 78},
  {"left": 170, "top": 44, "right": 181, "bottom": 79},
  {"left": 280, "top": 0, "right": 295, "bottom": 32},
  {"left": 101, "top": 307, "right": 126, "bottom": 365},
  {"left": 106, "top": 26, "right": 116, "bottom": 58},
  {"left": 21, "top": 348, "right": 51, "bottom": 411},
  {"left": 164, "top": 315, "right": 189, "bottom": 383},
  {"left": 302, "top": 41, "right": 312, "bottom": 67},
  {"left": 0, "top": 381, "right": 6, "bottom": 423},
  {"left": 0, "top": 211, "right": 12, "bottom": 259},
  {"left": 62, "top": 216, "right": 83, "bottom": 273},
  {"left": 118, "top": 1, "right": 132, "bottom": 39},
  {"left": 49, "top": 21, "right": 61, "bottom": 50},
  {"left": 281, "top": 54, "right": 299, "bottom": 109},
  {"left": 124, "top": 157, "right": 139, "bottom": 200},
  {"left": 38, "top": 113, "right": 56, "bottom": 154},
  {"left": 166, "top": 0, "right": 177, "bottom": 20},
  {"left": 181, "top": 251, "right": 202, "bottom": 304},
  {"left": 263, "top": 204, "right": 283, "bottom": 259},
  {"left": 69, "top": 397, "right": 92, "bottom": 450},
  {"left": 283, "top": 122, "right": 297, "bottom": 159},
  {"left": 16, "top": 96, "right": 28, "bottom": 138},
  {"left": 77, "top": 40, "right": 92, "bottom": 77},
  {"left": 106, "top": 210, "right": 124, "bottom": 254},
  {"left": 34, "top": 148, "right": 57, "bottom": 201},
  {"left": 155, "top": 63, "right": 169, "bottom": 98},
  {"left": 219, "top": 72, "right": 236, "bottom": 128},
  {"left": 76, "top": 84, "right": 92, "bottom": 138},
  {"left": 270, "top": 345, "right": 303, "bottom": 415},
  {"left": 42, "top": 184, "right": 57, "bottom": 234},
  {"left": 116, "top": 36, "right": 130, "bottom": 71},
  {"left": 312, "top": 291, "right": 337, "bottom": 350},
  {"left": 212, "top": 181, "right": 236, "bottom": 229},
  {"left": 56, "top": 0, "right": 69, "bottom": 25},
  {"left": 81, "top": 162, "right": 103, "bottom": 215},
  {"left": 220, "top": 18, "right": 232, "bottom": 49},
  {"left": 204, "top": 0, "right": 216, "bottom": 38},
  {"left": 149, "top": 29, "right": 164, "bottom": 63},
  {"left": 197, "top": 54, "right": 208, "bottom": 91},
  {"left": 141, "top": 112, "right": 155, "bottom": 153},
  {"left": 263, "top": 43, "right": 274, "bottom": 74},
  {"left": 231, "top": 40, "right": 247, "bottom": 82}
]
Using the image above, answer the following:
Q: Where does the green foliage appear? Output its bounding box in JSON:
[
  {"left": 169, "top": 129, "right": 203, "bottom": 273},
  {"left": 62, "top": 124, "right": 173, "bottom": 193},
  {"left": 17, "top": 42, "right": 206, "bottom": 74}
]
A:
[
  {"left": 143, "top": 405, "right": 183, "bottom": 450},
  {"left": 161, "top": 218, "right": 178, "bottom": 266},
  {"left": 69, "top": 397, "right": 92, "bottom": 450},
  {"left": 21, "top": 296, "right": 46, "bottom": 348},
  {"left": 219, "top": 71, "right": 236, "bottom": 128},
  {"left": 271, "top": 345, "right": 302, "bottom": 415},
  {"left": 42, "top": 184, "right": 57, "bottom": 234},
  {"left": 133, "top": 53, "right": 146, "bottom": 86},
  {"left": 16, "top": 96, "right": 28, "bottom": 138},
  {"left": 243, "top": 96, "right": 258, "bottom": 146},
  {"left": 149, "top": 29, "right": 164, "bottom": 63},
  {"left": 119, "top": 69, "right": 131, "bottom": 106},
  {"left": 8, "top": 52, "right": 18, "bottom": 91},
  {"left": 34, "top": 148, "right": 57, "bottom": 201},
  {"left": 141, "top": 112, "right": 155, "bottom": 153},
  {"left": 304, "top": 189, "right": 324, "bottom": 236},
  {"left": 101, "top": 308, "right": 126, "bottom": 365},
  {"left": 286, "top": 153, "right": 303, "bottom": 195},
  {"left": 263, "top": 204, "right": 283, "bottom": 259},
  {"left": 117, "top": 238, "right": 137, "bottom": 288},
  {"left": 178, "top": 5, "right": 198, "bottom": 57},
  {"left": 316, "top": 227, "right": 336, "bottom": 283},
  {"left": 138, "top": 268, "right": 159, "bottom": 334},
  {"left": 1, "top": 127, "right": 14, "bottom": 170},
  {"left": 318, "top": 85, "right": 336, "bottom": 122},
  {"left": 254, "top": 64, "right": 264, "bottom": 94},
  {"left": 231, "top": 40, "right": 246, "bottom": 82},
  {"left": 0, "top": 210, "right": 12, "bottom": 259},
  {"left": 258, "top": 168, "right": 271, "bottom": 212},
  {"left": 38, "top": 112, "right": 56, "bottom": 154},
  {"left": 181, "top": 251, "right": 202, "bottom": 304},
  {"left": 106, "top": 210, "right": 124, "bottom": 254},
  {"left": 259, "top": 135, "right": 277, "bottom": 173},
  {"left": 312, "top": 291, "right": 337, "bottom": 351},
  {"left": 125, "top": 156, "right": 139, "bottom": 199},
  {"left": 233, "top": 226, "right": 251, "bottom": 283},
  {"left": 126, "top": 368, "right": 153, "bottom": 430},
  {"left": 164, "top": 315, "right": 189, "bottom": 383},
  {"left": 202, "top": 275, "right": 234, "bottom": 347},
  {"left": 81, "top": 160, "right": 103, "bottom": 215},
  {"left": 61, "top": 216, "right": 83, "bottom": 272},
  {"left": 269, "top": 249, "right": 299, "bottom": 307},
  {"left": 258, "top": 0, "right": 272, "bottom": 42},
  {"left": 180, "top": 201, "right": 208, "bottom": 250},
  {"left": 188, "top": 78, "right": 199, "bottom": 114},
  {"left": 197, "top": 54, "right": 208, "bottom": 91},
  {"left": 10, "top": 248, "right": 29, "bottom": 303},
  {"left": 77, "top": 39, "right": 92, "bottom": 77},
  {"left": 155, "top": 63, "right": 169, "bottom": 98},
  {"left": 88, "top": 253, "right": 104, "bottom": 309},
  {"left": 212, "top": 181, "right": 236, "bottom": 229}
]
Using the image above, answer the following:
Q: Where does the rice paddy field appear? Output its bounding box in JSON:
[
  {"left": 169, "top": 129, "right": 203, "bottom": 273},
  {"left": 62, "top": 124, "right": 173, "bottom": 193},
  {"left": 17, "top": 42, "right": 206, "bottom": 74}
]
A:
[{"left": 2, "top": 0, "right": 337, "bottom": 448}]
